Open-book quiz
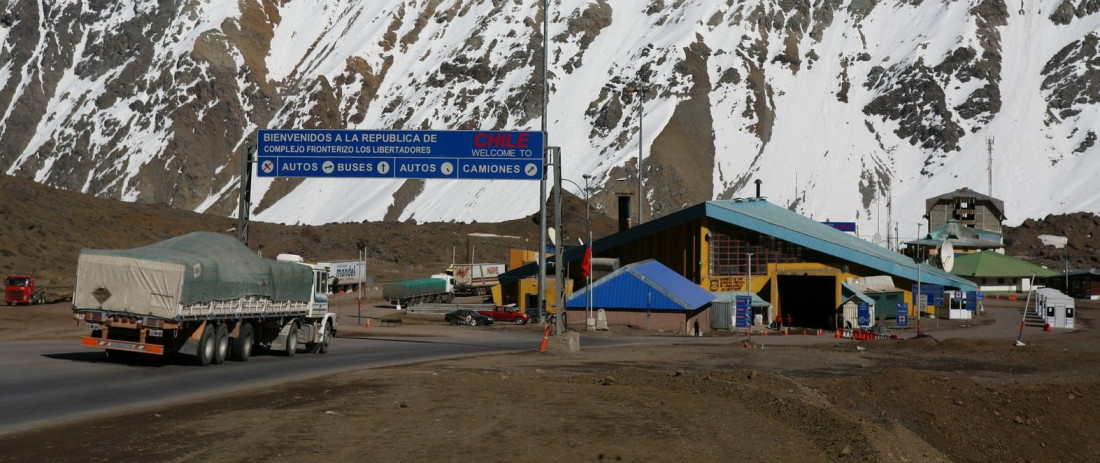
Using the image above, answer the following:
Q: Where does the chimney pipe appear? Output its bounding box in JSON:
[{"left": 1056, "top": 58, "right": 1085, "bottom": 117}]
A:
[
  {"left": 617, "top": 195, "right": 632, "bottom": 232},
  {"left": 754, "top": 179, "right": 762, "bottom": 199}
]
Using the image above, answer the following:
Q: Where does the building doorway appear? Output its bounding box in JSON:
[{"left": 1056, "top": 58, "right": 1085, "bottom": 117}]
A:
[{"left": 776, "top": 275, "right": 837, "bottom": 329}]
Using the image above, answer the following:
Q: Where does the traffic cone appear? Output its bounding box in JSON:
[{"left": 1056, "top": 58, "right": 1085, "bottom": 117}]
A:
[
  {"left": 365, "top": 318, "right": 371, "bottom": 328},
  {"left": 835, "top": 329, "right": 841, "bottom": 338},
  {"left": 1044, "top": 323, "right": 1052, "bottom": 332},
  {"left": 784, "top": 328, "right": 788, "bottom": 336},
  {"left": 763, "top": 329, "right": 768, "bottom": 336},
  {"left": 538, "top": 325, "right": 550, "bottom": 352},
  {"left": 802, "top": 328, "right": 807, "bottom": 336}
]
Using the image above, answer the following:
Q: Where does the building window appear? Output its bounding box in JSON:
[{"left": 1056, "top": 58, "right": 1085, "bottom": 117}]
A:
[
  {"left": 998, "top": 278, "right": 1005, "bottom": 285},
  {"left": 708, "top": 225, "right": 806, "bottom": 276}
]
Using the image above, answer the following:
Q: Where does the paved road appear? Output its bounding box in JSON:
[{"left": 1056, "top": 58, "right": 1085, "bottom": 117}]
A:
[
  {"left": 0, "top": 326, "right": 697, "bottom": 435},
  {"left": 0, "top": 330, "right": 544, "bottom": 434},
  {"left": 0, "top": 298, "right": 1060, "bottom": 435}
]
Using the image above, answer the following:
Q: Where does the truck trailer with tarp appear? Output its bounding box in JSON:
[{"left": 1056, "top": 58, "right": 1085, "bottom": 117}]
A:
[{"left": 72, "top": 232, "right": 336, "bottom": 365}]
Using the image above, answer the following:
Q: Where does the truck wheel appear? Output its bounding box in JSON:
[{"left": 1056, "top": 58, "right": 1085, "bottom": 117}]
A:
[
  {"left": 308, "top": 323, "right": 332, "bottom": 354},
  {"left": 213, "top": 324, "right": 229, "bottom": 365},
  {"left": 318, "top": 323, "right": 332, "bottom": 354},
  {"left": 231, "top": 323, "right": 254, "bottom": 362},
  {"left": 195, "top": 325, "right": 215, "bottom": 366},
  {"left": 284, "top": 326, "right": 298, "bottom": 357}
]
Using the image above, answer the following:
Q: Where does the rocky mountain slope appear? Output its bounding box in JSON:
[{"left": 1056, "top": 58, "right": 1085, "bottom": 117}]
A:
[
  {"left": 0, "top": 1, "right": 1098, "bottom": 234},
  {"left": 0, "top": 173, "right": 1093, "bottom": 303}
]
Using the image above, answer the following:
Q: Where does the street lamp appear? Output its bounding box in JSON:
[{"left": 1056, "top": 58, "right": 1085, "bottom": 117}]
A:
[{"left": 561, "top": 176, "right": 594, "bottom": 329}]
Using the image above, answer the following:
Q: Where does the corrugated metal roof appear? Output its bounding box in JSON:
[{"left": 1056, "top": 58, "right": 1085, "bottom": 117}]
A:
[
  {"left": 909, "top": 220, "right": 1003, "bottom": 249},
  {"left": 504, "top": 199, "right": 977, "bottom": 292},
  {"left": 841, "top": 281, "right": 876, "bottom": 305},
  {"left": 844, "top": 275, "right": 903, "bottom": 293},
  {"left": 950, "top": 251, "right": 1060, "bottom": 278},
  {"left": 565, "top": 259, "right": 716, "bottom": 311},
  {"left": 711, "top": 291, "right": 771, "bottom": 307},
  {"left": 703, "top": 199, "right": 978, "bottom": 291}
]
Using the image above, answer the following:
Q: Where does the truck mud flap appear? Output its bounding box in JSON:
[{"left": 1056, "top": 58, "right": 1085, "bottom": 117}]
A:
[{"left": 81, "top": 337, "right": 165, "bottom": 355}]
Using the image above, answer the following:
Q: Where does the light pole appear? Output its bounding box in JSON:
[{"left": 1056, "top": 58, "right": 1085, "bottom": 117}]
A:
[
  {"left": 562, "top": 176, "right": 594, "bottom": 329},
  {"left": 917, "top": 223, "right": 923, "bottom": 263},
  {"left": 746, "top": 252, "right": 753, "bottom": 332},
  {"left": 355, "top": 239, "right": 366, "bottom": 325}
]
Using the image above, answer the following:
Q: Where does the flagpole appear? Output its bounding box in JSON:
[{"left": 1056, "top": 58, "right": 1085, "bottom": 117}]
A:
[{"left": 584, "top": 175, "right": 593, "bottom": 330}]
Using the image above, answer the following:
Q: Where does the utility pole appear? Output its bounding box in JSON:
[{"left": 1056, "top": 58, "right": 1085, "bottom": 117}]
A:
[
  {"left": 550, "top": 147, "right": 565, "bottom": 335},
  {"left": 236, "top": 145, "right": 254, "bottom": 246},
  {"left": 637, "top": 83, "right": 645, "bottom": 225},
  {"left": 537, "top": 0, "right": 550, "bottom": 324}
]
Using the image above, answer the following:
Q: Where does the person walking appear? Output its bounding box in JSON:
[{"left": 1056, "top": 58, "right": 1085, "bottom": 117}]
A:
[
  {"left": 774, "top": 314, "right": 783, "bottom": 331},
  {"left": 785, "top": 313, "right": 793, "bottom": 329}
]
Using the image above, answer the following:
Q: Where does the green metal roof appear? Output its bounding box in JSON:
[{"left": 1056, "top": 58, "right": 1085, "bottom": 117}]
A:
[
  {"left": 950, "top": 251, "right": 1060, "bottom": 278},
  {"left": 907, "top": 219, "right": 1003, "bottom": 249}
]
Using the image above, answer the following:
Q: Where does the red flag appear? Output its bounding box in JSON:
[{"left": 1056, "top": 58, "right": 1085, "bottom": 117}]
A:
[{"left": 581, "top": 243, "right": 592, "bottom": 278}]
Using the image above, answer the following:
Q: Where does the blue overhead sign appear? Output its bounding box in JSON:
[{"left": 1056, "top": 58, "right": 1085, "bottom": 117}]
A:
[
  {"left": 822, "top": 221, "right": 857, "bottom": 232},
  {"left": 256, "top": 130, "right": 544, "bottom": 180}
]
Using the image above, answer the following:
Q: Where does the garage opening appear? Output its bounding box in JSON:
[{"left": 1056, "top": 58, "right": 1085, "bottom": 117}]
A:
[{"left": 776, "top": 275, "right": 838, "bottom": 329}]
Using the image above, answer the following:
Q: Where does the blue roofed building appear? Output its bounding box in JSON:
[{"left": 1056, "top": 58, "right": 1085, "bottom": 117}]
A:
[{"left": 564, "top": 259, "right": 716, "bottom": 333}]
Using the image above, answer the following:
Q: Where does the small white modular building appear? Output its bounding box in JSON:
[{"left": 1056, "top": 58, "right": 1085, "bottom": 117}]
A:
[{"left": 1035, "top": 288, "right": 1075, "bottom": 329}]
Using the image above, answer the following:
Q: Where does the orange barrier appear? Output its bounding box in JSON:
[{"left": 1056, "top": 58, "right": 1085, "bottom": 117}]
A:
[{"left": 538, "top": 324, "right": 550, "bottom": 352}]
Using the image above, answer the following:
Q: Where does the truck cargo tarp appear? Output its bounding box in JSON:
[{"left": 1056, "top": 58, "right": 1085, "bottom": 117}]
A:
[{"left": 74, "top": 232, "right": 312, "bottom": 319}]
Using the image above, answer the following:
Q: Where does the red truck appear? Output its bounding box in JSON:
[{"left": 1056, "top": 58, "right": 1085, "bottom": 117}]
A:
[
  {"left": 477, "top": 305, "right": 530, "bottom": 325},
  {"left": 5, "top": 275, "right": 44, "bottom": 305}
]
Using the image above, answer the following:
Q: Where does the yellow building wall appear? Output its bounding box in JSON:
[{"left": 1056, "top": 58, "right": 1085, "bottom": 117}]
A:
[
  {"left": 509, "top": 249, "right": 538, "bottom": 271},
  {"left": 496, "top": 278, "right": 573, "bottom": 313}
]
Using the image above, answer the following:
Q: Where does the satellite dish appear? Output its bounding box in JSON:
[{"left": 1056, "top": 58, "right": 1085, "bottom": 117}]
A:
[
  {"left": 548, "top": 227, "right": 557, "bottom": 247},
  {"left": 938, "top": 241, "right": 955, "bottom": 272},
  {"left": 873, "top": 232, "right": 883, "bottom": 246}
]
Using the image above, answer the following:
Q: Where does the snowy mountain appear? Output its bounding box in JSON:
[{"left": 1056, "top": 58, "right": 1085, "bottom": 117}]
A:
[{"left": 1, "top": 0, "right": 1098, "bottom": 244}]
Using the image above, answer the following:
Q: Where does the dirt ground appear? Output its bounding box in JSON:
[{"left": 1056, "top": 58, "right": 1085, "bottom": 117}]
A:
[
  {"left": 1, "top": 294, "right": 1098, "bottom": 463},
  {"left": 3, "top": 175, "right": 1100, "bottom": 462}
]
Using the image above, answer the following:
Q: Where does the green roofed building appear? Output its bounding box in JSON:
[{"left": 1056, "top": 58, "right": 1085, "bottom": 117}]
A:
[{"left": 950, "top": 250, "right": 1060, "bottom": 293}]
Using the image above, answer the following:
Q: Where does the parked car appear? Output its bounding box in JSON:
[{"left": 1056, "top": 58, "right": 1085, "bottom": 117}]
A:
[
  {"left": 477, "top": 305, "right": 530, "bottom": 325},
  {"left": 445, "top": 309, "right": 494, "bottom": 326}
]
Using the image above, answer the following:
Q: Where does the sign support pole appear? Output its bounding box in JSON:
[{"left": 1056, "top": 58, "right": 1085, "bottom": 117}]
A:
[{"left": 537, "top": 0, "right": 550, "bottom": 327}]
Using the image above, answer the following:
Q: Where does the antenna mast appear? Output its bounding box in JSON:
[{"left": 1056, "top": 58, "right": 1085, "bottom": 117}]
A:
[
  {"left": 986, "top": 137, "right": 994, "bottom": 196},
  {"left": 887, "top": 186, "right": 894, "bottom": 251}
]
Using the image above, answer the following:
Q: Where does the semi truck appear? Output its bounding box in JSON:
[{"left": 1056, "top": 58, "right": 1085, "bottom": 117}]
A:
[
  {"left": 5, "top": 275, "right": 45, "bottom": 305},
  {"left": 382, "top": 274, "right": 453, "bottom": 307},
  {"left": 71, "top": 232, "right": 337, "bottom": 366},
  {"left": 449, "top": 263, "right": 505, "bottom": 296},
  {"left": 325, "top": 260, "right": 365, "bottom": 293}
]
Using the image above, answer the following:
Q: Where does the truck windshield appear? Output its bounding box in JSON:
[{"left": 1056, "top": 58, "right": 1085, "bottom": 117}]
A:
[{"left": 5, "top": 278, "right": 30, "bottom": 286}]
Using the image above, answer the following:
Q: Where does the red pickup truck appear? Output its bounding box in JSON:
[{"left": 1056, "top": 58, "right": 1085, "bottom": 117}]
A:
[{"left": 477, "top": 306, "right": 530, "bottom": 325}]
